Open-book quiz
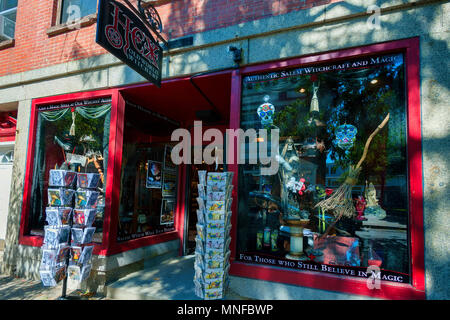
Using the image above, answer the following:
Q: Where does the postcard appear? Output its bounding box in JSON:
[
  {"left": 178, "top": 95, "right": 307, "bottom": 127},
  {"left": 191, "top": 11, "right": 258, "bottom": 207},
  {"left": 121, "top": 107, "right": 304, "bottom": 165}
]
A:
[
  {"left": 82, "top": 227, "right": 96, "bottom": 244},
  {"left": 67, "top": 265, "right": 81, "bottom": 282},
  {"left": 79, "top": 246, "right": 94, "bottom": 265},
  {"left": 71, "top": 246, "right": 82, "bottom": 262},
  {"left": 56, "top": 245, "right": 70, "bottom": 264},
  {"left": 146, "top": 161, "right": 162, "bottom": 189},
  {"left": 40, "top": 270, "right": 57, "bottom": 287},
  {"left": 71, "top": 228, "right": 84, "bottom": 245},
  {"left": 80, "top": 264, "right": 92, "bottom": 282},
  {"left": 160, "top": 199, "right": 175, "bottom": 225},
  {"left": 40, "top": 249, "right": 57, "bottom": 270}
]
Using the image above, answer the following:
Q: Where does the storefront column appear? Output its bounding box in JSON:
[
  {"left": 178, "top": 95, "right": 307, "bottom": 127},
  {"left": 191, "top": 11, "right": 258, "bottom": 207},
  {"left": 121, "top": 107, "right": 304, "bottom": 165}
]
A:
[{"left": 2, "top": 99, "right": 34, "bottom": 277}]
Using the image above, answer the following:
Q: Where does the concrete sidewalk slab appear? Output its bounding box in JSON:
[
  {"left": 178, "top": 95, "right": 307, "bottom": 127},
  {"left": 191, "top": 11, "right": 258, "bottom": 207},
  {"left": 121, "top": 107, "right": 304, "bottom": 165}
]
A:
[
  {"left": 0, "top": 274, "right": 105, "bottom": 300},
  {"left": 0, "top": 253, "right": 249, "bottom": 300},
  {"left": 106, "top": 254, "right": 201, "bottom": 300},
  {"left": 0, "top": 274, "right": 67, "bottom": 300},
  {"left": 106, "top": 254, "right": 250, "bottom": 300}
]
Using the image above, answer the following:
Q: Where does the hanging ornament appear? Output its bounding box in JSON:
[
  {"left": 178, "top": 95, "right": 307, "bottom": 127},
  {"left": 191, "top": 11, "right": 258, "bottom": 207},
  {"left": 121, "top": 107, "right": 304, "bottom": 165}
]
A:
[
  {"left": 310, "top": 82, "right": 320, "bottom": 115},
  {"left": 257, "top": 95, "right": 275, "bottom": 127},
  {"left": 334, "top": 124, "right": 357, "bottom": 150},
  {"left": 69, "top": 108, "right": 76, "bottom": 136}
]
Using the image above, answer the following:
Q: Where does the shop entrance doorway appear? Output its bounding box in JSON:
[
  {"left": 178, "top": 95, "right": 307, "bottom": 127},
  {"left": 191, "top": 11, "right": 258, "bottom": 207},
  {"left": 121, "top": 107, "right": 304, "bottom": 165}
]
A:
[
  {"left": 117, "top": 70, "right": 232, "bottom": 257},
  {"left": 184, "top": 161, "right": 224, "bottom": 255}
]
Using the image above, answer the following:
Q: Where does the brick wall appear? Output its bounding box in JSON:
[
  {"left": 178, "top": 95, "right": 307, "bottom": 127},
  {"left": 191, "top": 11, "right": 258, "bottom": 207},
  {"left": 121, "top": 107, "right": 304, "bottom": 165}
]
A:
[
  {"left": 158, "top": 0, "right": 342, "bottom": 38},
  {"left": 0, "top": 0, "right": 105, "bottom": 77},
  {"left": 0, "top": 0, "right": 342, "bottom": 78}
]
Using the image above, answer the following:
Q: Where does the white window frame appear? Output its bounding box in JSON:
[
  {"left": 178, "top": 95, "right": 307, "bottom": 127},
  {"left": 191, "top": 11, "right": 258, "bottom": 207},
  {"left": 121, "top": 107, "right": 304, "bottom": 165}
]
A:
[
  {"left": 0, "top": 6, "right": 17, "bottom": 40},
  {"left": 56, "top": 0, "right": 98, "bottom": 25}
]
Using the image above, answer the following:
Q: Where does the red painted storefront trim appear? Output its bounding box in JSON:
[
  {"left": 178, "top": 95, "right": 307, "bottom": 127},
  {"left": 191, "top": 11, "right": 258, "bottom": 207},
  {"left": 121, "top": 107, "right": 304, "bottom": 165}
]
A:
[
  {"left": 0, "top": 113, "right": 17, "bottom": 142},
  {"left": 17, "top": 84, "right": 193, "bottom": 257},
  {"left": 0, "top": 135, "right": 15, "bottom": 143},
  {"left": 227, "top": 37, "right": 425, "bottom": 299},
  {"left": 228, "top": 69, "right": 242, "bottom": 265},
  {"left": 19, "top": 89, "right": 119, "bottom": 256}
]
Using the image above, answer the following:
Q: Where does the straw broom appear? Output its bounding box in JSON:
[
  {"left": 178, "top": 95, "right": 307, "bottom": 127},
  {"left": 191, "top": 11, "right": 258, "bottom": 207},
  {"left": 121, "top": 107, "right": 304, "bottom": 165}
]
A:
[{"left": 315, "top": 113, "right": 390, "bottom": 238}]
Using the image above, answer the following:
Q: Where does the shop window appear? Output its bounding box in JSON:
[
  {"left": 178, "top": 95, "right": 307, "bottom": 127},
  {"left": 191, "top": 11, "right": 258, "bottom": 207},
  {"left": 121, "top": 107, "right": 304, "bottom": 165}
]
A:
[
  {"left": 0, "top": 149, "right": 13, "bottom": 163},
  {"left": 0, "top": 0, "right": 17, "bottom": 40},
  {"left": 116, "top": 103, "right": 178, "bottom": 242},
  {"left": 236, "top": 53, "right": 411, "bottom": 284},
  {"left": 60, "top": 0, "right": 97, "bottom": 24},
  {"left": 28, "top": 98, "right": 112, "bottom": 242}
]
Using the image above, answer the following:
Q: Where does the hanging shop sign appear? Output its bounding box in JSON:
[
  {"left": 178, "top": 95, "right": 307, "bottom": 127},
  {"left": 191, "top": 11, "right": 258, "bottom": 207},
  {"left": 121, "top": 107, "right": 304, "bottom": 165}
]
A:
[{"left": 96, "top": 0, "right": 165, "bottom": 87}]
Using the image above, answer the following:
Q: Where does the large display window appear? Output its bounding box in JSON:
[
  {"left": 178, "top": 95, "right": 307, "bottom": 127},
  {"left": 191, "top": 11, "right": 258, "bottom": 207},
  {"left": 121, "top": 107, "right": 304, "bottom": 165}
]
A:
[
  {"left": 229, "top": 38, "right": 425, "bottom": 299},
  {"left": 25, "top": 97, "right": 112, "bottom": 242},
  {"left": 116, "top": 102, "right": 179, "bottom": 241},
  {"left": 236, "top": 52, "right": 409, "bottom": 282}
]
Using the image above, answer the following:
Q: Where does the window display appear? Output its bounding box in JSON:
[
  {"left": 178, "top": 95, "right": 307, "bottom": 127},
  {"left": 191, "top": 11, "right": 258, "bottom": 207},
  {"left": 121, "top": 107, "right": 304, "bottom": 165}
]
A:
[
  {"left": 29, "top": 98, "right": 112, "bottom": 243},
  {"left": 117, "top": 104, "right": 178, "bottom": 241},
  {"left": 236, "top": 53, "right": 410, "bottom": 284}
]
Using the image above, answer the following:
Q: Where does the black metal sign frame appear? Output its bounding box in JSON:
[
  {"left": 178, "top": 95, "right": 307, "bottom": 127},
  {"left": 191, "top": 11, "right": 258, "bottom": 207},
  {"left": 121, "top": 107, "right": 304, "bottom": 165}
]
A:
[{"left": 96, "top": 0, "right": 165, "bottom": 87}]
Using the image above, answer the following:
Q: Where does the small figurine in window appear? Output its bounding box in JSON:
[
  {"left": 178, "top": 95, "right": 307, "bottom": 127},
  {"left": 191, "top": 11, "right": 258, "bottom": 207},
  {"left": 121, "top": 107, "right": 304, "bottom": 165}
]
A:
[
  {"left": 364, "top": 181, "right": 386, "bottom": 220},
  {"left": 316, "top": 138, "right": 326, "bottom": 153},
  {"left": 354, "top": 195, "right": 367, "bottom": 221}
]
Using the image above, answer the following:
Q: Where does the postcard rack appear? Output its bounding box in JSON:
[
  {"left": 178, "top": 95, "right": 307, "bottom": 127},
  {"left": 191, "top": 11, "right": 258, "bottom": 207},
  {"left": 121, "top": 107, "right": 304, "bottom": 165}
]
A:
[
  {"left": 39, "top": 169, "right": 99, "bottom": 299},
  {"left": 193, "top": 170, "right": 233, "bottom": 300}
]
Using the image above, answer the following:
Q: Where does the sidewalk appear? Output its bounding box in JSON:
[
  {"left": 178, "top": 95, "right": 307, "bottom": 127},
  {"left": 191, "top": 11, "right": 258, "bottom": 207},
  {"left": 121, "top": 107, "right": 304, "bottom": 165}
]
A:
[
  {"left": 0, "top": 274, "right": 106, "bottom": 300},
  {"left": 105, "top": 254, "right": 250, "bottom": 300},
  {"left": 0, "top": 254, "right": 250, "bottom": 300}
]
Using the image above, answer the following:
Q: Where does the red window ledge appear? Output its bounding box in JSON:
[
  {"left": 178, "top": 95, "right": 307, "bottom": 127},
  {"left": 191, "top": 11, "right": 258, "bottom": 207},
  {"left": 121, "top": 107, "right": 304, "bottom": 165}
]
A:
[{"left": 230, "top": 262, "right": 425, "bottom": 300}]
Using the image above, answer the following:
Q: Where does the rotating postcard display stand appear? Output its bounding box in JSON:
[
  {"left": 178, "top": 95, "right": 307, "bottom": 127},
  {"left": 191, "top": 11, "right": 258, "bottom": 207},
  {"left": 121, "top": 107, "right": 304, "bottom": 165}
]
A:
[
  {"left": 39, "top": 169, "right": 99, "bottom": 299},
  {"left": 194, "top": 171, "right": 233, "bottom": 300}
]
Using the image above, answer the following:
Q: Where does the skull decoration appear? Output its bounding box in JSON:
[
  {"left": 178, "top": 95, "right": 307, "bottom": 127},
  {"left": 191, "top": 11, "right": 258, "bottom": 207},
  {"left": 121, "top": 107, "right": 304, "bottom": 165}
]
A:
[
  {"left": 257, "top": 95, "right": 275, "bottom": 126},
  {"left": 334, "top": 124, "right": 357, "bottom": 150}
]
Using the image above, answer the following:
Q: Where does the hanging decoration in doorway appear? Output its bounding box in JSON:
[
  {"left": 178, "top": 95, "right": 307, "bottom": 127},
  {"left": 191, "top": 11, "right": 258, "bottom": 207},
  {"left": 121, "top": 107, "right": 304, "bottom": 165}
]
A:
[
  {"left": 69, "top": 108, "right": 76, "bottom": 136},
  {"left": 334, "top": 123, "right": 358, "bottom": 150},
  {"left": 310, "top": 81, "right": 320, "bottom": 116},
  {"left": 257, "top": 95, "right": 275, "bottom": 127}
]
